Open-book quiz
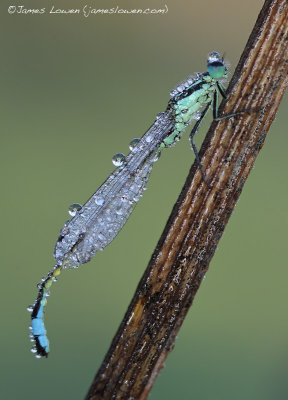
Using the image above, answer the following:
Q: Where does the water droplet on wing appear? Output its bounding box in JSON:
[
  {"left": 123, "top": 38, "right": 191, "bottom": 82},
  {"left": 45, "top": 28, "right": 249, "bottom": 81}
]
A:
[
  {"left": 95, "top": 196, "right": 104, "bottom": 205},
  {"left": 112, "top": 153, "right": 126, "bottom": 167},
  {"left": 68, "top": 203, "right": 82, "bottom": 217},
  {"left": 129, "top": 138, "right": 140, "bottom": 151}
]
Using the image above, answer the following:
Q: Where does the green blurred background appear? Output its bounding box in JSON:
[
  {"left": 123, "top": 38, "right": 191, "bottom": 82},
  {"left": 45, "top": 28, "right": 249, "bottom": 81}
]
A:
[{"left": 1, "top": 0, "right": 287, "bottom": 399}]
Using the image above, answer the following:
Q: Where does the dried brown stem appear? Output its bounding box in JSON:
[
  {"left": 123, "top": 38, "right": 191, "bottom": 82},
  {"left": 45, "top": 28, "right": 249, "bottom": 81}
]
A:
[{"left": 85, "top": 1, "right": 288, "bottom": 399}]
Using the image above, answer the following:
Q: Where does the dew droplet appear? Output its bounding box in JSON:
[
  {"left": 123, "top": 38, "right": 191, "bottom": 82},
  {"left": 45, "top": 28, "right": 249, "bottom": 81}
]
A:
[
  {"left": 27, "top": 305, "right": 33, "bottom": 312},
  {"left": 177, "top": 84, "right": 185, "bottom": 92},
  {"left": 112, "top": 153, "right": 126, "bottom": 167},
  {"left": 31, "top": 348, "right": 37, "bottom": 354},
  {"left": 68, "top": 203, "right": 82, "bottom": 217},
  {"left": 152, "top": 151, "right": 161, "bottom": 163},
  {"left": 129, "top": 138, "right": 140, "bottom": 151},
  {"left": 95, "top": 196, "right": 104, "bottom": 206},
  {"left": 116, "top": 207, "right": 123, "bottom": 215},
  {"left": 145, "top": 135, "right": 153, "bottom": 143}
]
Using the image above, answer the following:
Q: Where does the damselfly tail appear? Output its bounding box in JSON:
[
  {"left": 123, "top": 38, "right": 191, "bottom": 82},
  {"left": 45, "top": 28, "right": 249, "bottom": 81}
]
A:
[{"left": 28, "top": 264, "right": 62, "bottom": 358}]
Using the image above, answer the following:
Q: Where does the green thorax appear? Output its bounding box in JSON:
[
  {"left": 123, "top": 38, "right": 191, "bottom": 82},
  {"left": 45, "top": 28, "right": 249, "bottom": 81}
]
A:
[
  {"left": 160, "top": 51, "right": 228, "bottom": 149},
  {"left": 162, "top": 74, "right": 217, "bottom": 148}
]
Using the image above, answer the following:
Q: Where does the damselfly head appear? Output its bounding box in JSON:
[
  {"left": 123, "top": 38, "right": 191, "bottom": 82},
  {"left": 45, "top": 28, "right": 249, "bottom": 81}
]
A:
[{"left": 207, "top": 51, "right": 228, "bottom": 80}]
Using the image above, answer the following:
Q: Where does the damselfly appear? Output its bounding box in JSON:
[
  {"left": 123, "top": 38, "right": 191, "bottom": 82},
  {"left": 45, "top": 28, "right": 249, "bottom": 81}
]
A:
[{"left": 28, "top": 52, "right": 240, "bottom": 358}]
